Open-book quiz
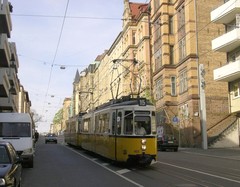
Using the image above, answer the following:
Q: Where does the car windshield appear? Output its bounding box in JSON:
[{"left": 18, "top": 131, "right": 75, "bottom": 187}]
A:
[
  {"left": 47, "top": 134, "right": 56, "bottom": 137},
  {"left": 0, "top": 146, "right": 10, "bottom": 164}
]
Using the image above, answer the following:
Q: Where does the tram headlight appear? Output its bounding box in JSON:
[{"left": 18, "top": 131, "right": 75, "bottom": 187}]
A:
[
  {"left": 141, "top": 139, "right": 146, "bottom": 145},
  {"left": 142, "top": 145, "right": 147, "bottom": 151}
]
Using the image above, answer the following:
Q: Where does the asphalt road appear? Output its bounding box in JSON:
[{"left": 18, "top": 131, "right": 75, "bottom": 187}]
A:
[{"left": 22, "top": 136, "right": 240, "bottom": 187}]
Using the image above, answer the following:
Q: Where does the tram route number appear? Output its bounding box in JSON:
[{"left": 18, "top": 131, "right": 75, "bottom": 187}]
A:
[{"left": 138, "top": 98, "right": 147, "bottom": 106}]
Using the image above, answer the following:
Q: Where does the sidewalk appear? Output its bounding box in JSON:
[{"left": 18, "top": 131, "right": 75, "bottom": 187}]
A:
[{"left": 179, "top": 147, "right": 240, "bottom": 160}]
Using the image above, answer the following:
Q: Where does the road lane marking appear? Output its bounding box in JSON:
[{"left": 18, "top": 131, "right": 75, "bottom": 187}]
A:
[
  {"left": 65, "top": 146, "right": 144, "bottom": 187},
  {"left": 117, "top": 169, "right": 131, "bottom": 174},
  {"left": 157, "top": 161, "right": 240, "bottom": 184}
]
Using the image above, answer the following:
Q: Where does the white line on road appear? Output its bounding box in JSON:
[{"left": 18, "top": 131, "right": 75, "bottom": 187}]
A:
[
  {"left": 157, "top": 161, "right": 240, "bottom": 184},
  {"left": 117, "top": 169, "right": 131, "bottom": 174},
  {"left": 65, "top": 146, "right": 144, "bottom": 187}
]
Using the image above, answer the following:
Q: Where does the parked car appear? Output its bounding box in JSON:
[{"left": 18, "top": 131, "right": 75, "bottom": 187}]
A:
[
  {"left": 157, "top": 135, "right": 179, "bottom": 152},
  {"left": 45, "top": 133, "right": 58, "bottom": 144},
  {"left": 0, "top": 141, "right": 22, "bottom": 187}
]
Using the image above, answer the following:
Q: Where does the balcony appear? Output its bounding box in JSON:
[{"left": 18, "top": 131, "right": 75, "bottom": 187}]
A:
[
  {"left": 212, "top": 28, "right": 240, "bottom": 52},
  {"left": 0, "top": 69, "right": 10, "bottom": 97},
  {"left": 0, "top": 34, "right": 11, "bottom": 67},
  {"left": 211, "top": 0, "right": 240, "bottom": 24},
  {"left": 9, "top": 42, "right": 19, "bottom": 72},
  {"left": 8, "top": 68, "right": 19, "bottom": 94},
  {"left": 0, "top": 0, "right": 12, "bottom": 37},
  {"left": 0, "top": 96, "right": 18, "bottom": 112},
  {"left": 214, "top": 60, "right": 240, "bottom": 82}
]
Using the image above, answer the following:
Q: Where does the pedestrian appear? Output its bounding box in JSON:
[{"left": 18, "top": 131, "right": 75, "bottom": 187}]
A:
[{"left": 34, "top": 130, "right": 39, "bottom": 143}]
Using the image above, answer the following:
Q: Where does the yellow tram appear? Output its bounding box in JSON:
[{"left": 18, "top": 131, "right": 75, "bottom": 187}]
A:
[{"left": 65, "top": 96, "right": 157, "bottom": 166}]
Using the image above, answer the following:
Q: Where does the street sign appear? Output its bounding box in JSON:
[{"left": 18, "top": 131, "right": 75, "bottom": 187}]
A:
[{"left": 172, "top": 116, "right": 179, "bottom": 124}]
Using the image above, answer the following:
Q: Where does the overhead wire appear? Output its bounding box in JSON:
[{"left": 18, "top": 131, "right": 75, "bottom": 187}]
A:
[
  {"left": 41, "top": 0, "right": 70, "bottom": 118},
  {"left": 11, "top": 14, "right": 122, "bottom": 21},
  {"left": 18, "top": 0, "right": 233, "bottom": 123}
]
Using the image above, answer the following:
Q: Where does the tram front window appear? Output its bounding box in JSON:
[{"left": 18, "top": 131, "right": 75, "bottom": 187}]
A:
[
  {"left": 134, "top": 116, "right": 151, "bottom": 135},
  {"left": 123, "top": 111, "right": 151, "bottom": 135}
]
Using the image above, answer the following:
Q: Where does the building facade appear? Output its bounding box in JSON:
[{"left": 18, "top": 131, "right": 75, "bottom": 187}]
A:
[
  {"left": 151, "top": 0, "right": 237, "bottom": 147},
  {"left": 0, "top": 0, "right": 31, "bottom": 113},
  {"left": 72, "top": 0, "right": 152, "bottom": 115},
  {"left": 67, "top": 0, "right": 238, "bottom": 147},
  {"left": 211, "top": 0, "right": 240, "bottom": 147}
]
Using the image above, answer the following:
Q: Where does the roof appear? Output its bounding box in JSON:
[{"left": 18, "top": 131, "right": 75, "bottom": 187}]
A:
[{"left": 129, "top": 2, "right": 149, "bottom": 20}]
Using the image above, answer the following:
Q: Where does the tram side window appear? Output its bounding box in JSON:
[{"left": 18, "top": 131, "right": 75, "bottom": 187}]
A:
[
  {"left": 83, "top": 118, "right": 90, "bottom": 132},
  {"left": 151, "top": 111, "right": 156, "bottom": 134},
  {"left": 77, "top": 118, "right": 82, "bottom": 133},
  {"left": 124, "top": 111, "right": 133, "bottom": 135},
  {"left": 104, "top": 113, "right": 110, "bottom": 133},
  {"left": 117, "top": 112, "right": 122, "bottom": 135},
  {"left": 95, "top": 115, "right": 99, "bottom": 133}
]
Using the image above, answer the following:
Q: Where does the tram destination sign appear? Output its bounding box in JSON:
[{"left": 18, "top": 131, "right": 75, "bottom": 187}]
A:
[{"left": 138, "top": 98, "right": 147, "bottom": 106}]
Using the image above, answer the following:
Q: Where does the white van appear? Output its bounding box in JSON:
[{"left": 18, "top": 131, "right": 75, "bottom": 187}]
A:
[{"left": 0, "top": 112, "right": 34, "bottom": 168}]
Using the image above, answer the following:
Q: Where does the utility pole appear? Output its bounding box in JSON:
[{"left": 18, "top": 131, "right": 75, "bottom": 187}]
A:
[
  {"left": 199, "top": 64, "right": 208, "bottom": 149},
  {"left": 194, "top": 0, "right": 208, "bottom": 150}
]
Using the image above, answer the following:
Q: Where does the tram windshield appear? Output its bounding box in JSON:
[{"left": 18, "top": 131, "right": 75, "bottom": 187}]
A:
[{"left": 123, "top": 111, "right": 151, "bottom": 135}]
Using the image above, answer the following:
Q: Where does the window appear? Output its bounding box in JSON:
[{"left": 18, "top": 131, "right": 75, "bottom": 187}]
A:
[
  {"left": 170, "top": 45, "right": 174, "bottom": 65},
  {"left": 178, "top": 4, "right": 185, "bottom": 50},
  {"left": 156, "top": 77, "right": 163, "bottom": 99},
  {"left": 83, "top": 118, "right": 90, "bottom": 132},
  {"left": 179, "top": 37, "right": 186, "bottom": 60},
  {"left": 232, "top": 82, "right": 240, "bottom": 98},
  {"left": 169, "top": 16, "right": 173, "bottom": 34},
  {"left": 0, "top": 123, "right": 31, "bottom": 137},
  {"left": 97, "top": 113, "right": 109, "bottom": 133},
  {"left": 117, "top": 112, "right": 122, "bottom": 135},
  {"left": 228, "top": 49, "right": 240, "bottom": 63},
  {"left": 171, "top": 76, "right": 176, "bottom": 96},
  {"left": 178, "top": 5, "right": 185, "bottom": 30},
  {"left": 154, "top": 0, "right": 160, "bottom": 12},
  {"left": 155, "top": 48, "right": 162, "bottom": 70},
  {"left": 132, "top": 30, "right": 136, "bottom": 45},
  {"left": 179, "top": 70, "right": 187, "bottom": 93},
  {"left": 124, "top": 111, "right": 133, "bottom": 135}
]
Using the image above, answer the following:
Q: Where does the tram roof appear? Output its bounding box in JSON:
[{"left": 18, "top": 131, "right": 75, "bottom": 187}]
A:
[{"left": 94, "top": 95, "right": 153, "bottom": 111}]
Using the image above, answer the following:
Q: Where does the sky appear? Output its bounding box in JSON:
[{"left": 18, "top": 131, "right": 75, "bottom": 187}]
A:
[{"left": 9, "top": 0, "right": 148, "bottom": 133}]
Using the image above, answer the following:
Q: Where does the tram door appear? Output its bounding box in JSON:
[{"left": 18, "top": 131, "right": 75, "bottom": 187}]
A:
[{"left": 112, "top": 110, "right": 123, "bottom": 161}]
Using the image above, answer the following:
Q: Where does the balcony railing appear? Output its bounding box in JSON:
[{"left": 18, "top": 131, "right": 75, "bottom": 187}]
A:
[
  {"left": 0, "top": 69, "right": 10, "bottom": 97},
  {"left": 211, "top": 0, "right": 240, "bottom": 24},
  {"left": 0, "top": 34, "right": 11, "bottom": 67},
  {"left": 214, "top": 60, "right": 240, "bottom": 82},
  {"left": 212, "top": 27, "right": 240, "bottom": 52}
]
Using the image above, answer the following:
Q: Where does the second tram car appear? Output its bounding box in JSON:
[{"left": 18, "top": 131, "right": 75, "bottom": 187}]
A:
[{"left": 65, "top": 96, "right": 157, "bottom": 166}]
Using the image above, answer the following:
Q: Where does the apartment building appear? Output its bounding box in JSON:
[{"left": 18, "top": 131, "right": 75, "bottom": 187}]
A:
[
  {"left": 211, "top": 0, "right": 240, "bottom": 147},
  {"left": 150, "top": 0, "right": 238, "bottom": 147},
  {"left": 68, "top": 0, "right": 238, "bottom": 147},
  {"left": 72, "top": 0, "right": 152, "bottom": 115},
  {"left": 0, "top": 0, "right": 31, "bottom": 113}
]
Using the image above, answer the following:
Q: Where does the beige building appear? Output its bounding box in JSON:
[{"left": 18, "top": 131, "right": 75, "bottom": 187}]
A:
[
  {"left": 61, "top": 97, "right": 71, "bottom": 131},
  {"left": 67, "top": 0, "right": 238, "bottom": 148},
  {"left": 0, "top": 0, "right": 31, "bottom": 113},
  {"left": 150, "top": 0, "right": 238, "bottom": 147},
  {"left": 72, "top": 0, "right": 153, "bottom": 115}
]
